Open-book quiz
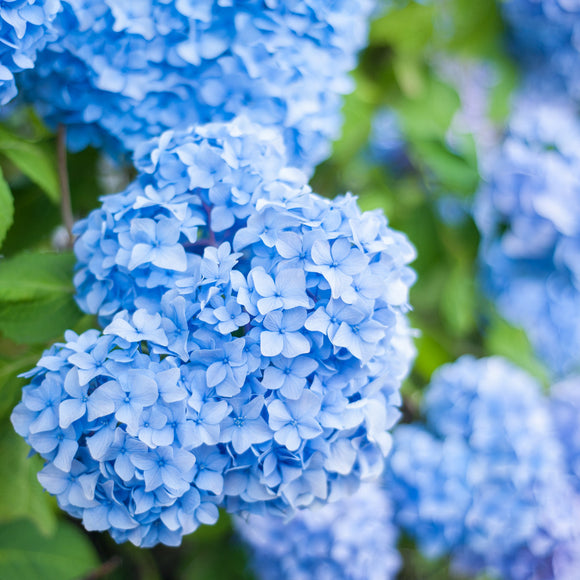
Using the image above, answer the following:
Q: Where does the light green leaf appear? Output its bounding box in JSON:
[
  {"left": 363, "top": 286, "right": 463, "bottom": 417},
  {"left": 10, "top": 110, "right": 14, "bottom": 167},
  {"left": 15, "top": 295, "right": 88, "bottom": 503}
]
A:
[
  {"left": 484, "top": 314, "right": 550, "bottom": 388},
  {"left": 440, "top": 265, "right": 477, "bottom": 336},
  {"left": 0, "top": 252, "right": 82, "bottom": 344},
  {"left": 0, "top": 127, "right": 59, "bottom": 204},
  {"left": 0, "top": 519, "right": 99, "bottom": 580},
  {"left": 0, "top": 425, "right": 56, "bottom": 536},
  {"left": 370, "top": 3, "right": 435, "bottom": 55},
  {"left": 0, "top": 167, "right": 14, "bottom": 249}
]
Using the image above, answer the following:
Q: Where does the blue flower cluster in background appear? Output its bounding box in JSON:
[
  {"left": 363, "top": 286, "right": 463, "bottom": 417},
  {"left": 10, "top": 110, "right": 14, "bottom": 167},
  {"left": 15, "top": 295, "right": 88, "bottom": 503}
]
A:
[
  {"left": 550, "top": 376, "right": 580, "bottom": 494},
  {"left": 0, "top": 0, "right": 61, "bottom": 105},
  {"left": 388, "top": 356, "right": 580, "bottom": 580},
  {"left": 235, "top": 482, "right": 401, "bottom": 580},
  {"left": 502, "top": 0, "right": 580, "bottom": 99},
  {"left": 18, "top": 0, "right": 374, "bottom": 173},
  {"left": 368, "top": 107, "right": 412, "bottom": 176},
  {"left": 12, "top": 117, "right": 417, "bottom": 546},
  {"left": 475, "top": 91, "right": 580, "bottom": 377}
]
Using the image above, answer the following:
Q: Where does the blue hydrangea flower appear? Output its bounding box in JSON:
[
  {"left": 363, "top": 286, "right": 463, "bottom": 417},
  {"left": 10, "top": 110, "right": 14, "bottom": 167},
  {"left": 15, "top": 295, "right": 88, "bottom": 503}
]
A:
[
  {"left": 368, "top": 107, "right": 411, "bottom": 174},
  {"left": 550, "top": 376, "right": 580, "bottom": 494},
  {"left": 13, "top": 118, "right": 416, "bottom": 547},
  {"left": 475, "top": 91, "right": 580, "bottom": 377},
  {"left": 0, "top": 0, "right": 61, "bottom": 104},
  {"left": 387, "top": 356, "right": 580, "bottom": 580},
  {"left": 501, "top": 0, "right": 580, "bottom": 100},
  {"left": 235, "top": 482, "right": 401, "bottom": 580},
  {"left": 21, "top": 0, "right": 374, "bottom": 173}
]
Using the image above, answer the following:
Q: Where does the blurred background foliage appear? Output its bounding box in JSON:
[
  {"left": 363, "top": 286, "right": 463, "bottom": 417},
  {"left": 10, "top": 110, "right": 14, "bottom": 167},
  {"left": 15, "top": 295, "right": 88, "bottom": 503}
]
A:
[{"left": 0, "top": 0, "right": 544, "bottom": 578}]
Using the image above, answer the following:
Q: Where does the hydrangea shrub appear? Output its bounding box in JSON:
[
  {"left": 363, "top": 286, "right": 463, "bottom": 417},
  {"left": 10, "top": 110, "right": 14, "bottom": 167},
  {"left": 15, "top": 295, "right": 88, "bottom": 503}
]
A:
[{"left": 21, "top": 0, "right": 374, "bottom": 172}]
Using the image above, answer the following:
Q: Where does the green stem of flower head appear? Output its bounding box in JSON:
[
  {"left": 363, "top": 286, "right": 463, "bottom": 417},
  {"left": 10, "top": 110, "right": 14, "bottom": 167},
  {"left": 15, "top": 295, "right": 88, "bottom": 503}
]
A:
[{"left": 57, "top": 124, "right": 74, "bottom": 249}]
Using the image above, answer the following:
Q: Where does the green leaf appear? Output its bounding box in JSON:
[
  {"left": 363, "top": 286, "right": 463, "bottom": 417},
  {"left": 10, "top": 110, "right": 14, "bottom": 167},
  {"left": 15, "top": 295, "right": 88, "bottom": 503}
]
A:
[
  {"left": 0, "top": 167, "right": 14, "bottom": 249},
  {"left": 0, "top": 425, "right": 56, "bottom": 536},
  {"left": 0, "top": 352, "right": 41, "bottom": 420},
  {"left": 484, "top": 314, "right": 550, "bottom": 388},
  {"left": 0, "top": 519, "right": 99, "bottom": 580},
  {"left": 370, "top": 3, "right": 435, "bottom": 55},
  {"left": 412, "top": 330, "right": 454, "bottom": 382},
  {"left": 440, "top": 265, "right": 477, "bottom": 337},
  {"left": 0, "top": 127, "right": 59, "bottom": 203},
  {"left": 0, "top": 252, "right": 82, "bottom": 344}
]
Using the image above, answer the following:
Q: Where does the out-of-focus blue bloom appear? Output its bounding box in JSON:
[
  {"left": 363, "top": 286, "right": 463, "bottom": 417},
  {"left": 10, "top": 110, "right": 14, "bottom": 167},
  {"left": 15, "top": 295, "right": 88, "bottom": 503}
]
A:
[
  {"left": 0, "top": 0, "right": 61, "bottom": 104},
  {"left": 388, "top": 356, "right": 580, "bottom": 580},
  {"left": 502, "top": 0, "right": 580, "bottom": 100},
  {"left": 435, "top": 195, "right": 471, "bottom": 227},
  {"left": 434, "top": 56, "right": 501, "bottom": 159},
  {"left": 551, "top": 376, "right": 580, "bottom": 493},
  {"left": 14, "top": 118, "right": 417, "bottom": 547},
  {"left": 21, "top": 0, "right": 374, "bottom": 173},
  {"left": 368, "top": 107, "right": 412, "bottom": 174},
  {"left": 235, "top": 482, "right": 401, "bottom": 580},
  {"left": 475, "top": 91, "right": 580, "bottom": 377}
]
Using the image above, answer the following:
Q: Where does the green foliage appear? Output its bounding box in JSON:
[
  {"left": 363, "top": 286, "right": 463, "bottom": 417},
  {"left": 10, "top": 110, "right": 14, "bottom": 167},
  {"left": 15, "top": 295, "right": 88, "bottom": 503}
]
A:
[
  {"left": 177, "top": 514, "right": 254, "bottom": 580},
  {"left": 0, "top": 126, "right": 60, "bottom": 204},
  {"left": 0, "top": 519, "right": 99, "bottom": 580},
  {"left": 0, "top": 167, "right": 13, "bottom": 249},
  {"left": 0, "top": 424, "right": 56, "bottom": 536},
  {"left": 0, "top": 252, "right": 82, "bottom": 344},
  {"left": 484, "top": 313, "right": 550, "bottom": 388}
]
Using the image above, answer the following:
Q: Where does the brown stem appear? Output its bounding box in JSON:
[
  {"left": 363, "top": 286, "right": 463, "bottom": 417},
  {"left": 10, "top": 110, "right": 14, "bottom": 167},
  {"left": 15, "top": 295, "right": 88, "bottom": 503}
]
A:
[
  {"left": 57, "top": 125, "right": 74, "bottom": 248},
  {"left": 82, "top": 556, "right": 122, "bottom": 580}
]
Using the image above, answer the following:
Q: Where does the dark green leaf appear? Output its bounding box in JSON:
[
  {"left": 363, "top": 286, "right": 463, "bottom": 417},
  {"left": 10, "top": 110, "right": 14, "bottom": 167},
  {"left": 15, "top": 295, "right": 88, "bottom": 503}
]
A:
[
  {"left": 0, "top": 252, "right": 82, "bottom": 344},
  {"left": 0, "top": 519, "right": 99, "bottom": 580},
  {"left": 0, "top": 127, "right": 59, "bottom": 203},
  {"left": 0, "top": 167, "right": 14, "bottom": 249},
  {"left": 0, "top": 424, "right": 56, "bottom": 536},
  {"left": 0, "top": 351, "right": 42, "bottom": 420}
]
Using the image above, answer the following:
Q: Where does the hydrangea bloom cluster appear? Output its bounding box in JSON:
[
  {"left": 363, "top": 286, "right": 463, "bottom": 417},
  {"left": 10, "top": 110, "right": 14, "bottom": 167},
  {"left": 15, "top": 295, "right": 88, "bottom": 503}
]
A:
[
  {"left": 22, "top": 0, "right": 374, "bottom": 172},
  {"left": 550, "top": 376, "right": 580, "bottom": 493},
  {"left": 502, "top": 0, "right": 580, "bottom": 99},
  {"left": 234, "top": 482, "right": 401, "bottom": 580},
  {"left": 475, "top": 92, "right": 580, "bottom": 377},
  {"left": 12, "top": 119, "right": 416, "bottom": 546},
  {"left": 388, "top": 356, "right": 580, "bottom": 580},
  {"left": 0, "top": 0, "right": 61, "bottom": 105}
]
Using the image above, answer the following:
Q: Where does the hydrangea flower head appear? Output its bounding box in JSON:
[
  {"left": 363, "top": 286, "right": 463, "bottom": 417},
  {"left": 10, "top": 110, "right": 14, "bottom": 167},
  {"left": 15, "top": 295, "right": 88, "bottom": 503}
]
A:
[
  {"left": 13, "top": 119, "right": 416, "bottom": 547},
  {"left": 475, "top": 91, "right": 580, "bottom": 376},
  {"left": 550, "top": 376, "right": 580, "bottom": 493},
  {"left": 22, "top": 0, "right": 374, "bottom": 172},
  {"left": 502, "top": 0, "right": 580, "bottom": 99},
  {"left": 368, "top": 107, "right": 410, "bottom": 172},
  {"left": 0, "top": 0, "right": 61, "bottom": 104},
  {"left": 235, "top": 482, "right": 401, "bottom": 580},
  {"left": 388, "top": 356, "right": 580, "bottom": 580}
]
